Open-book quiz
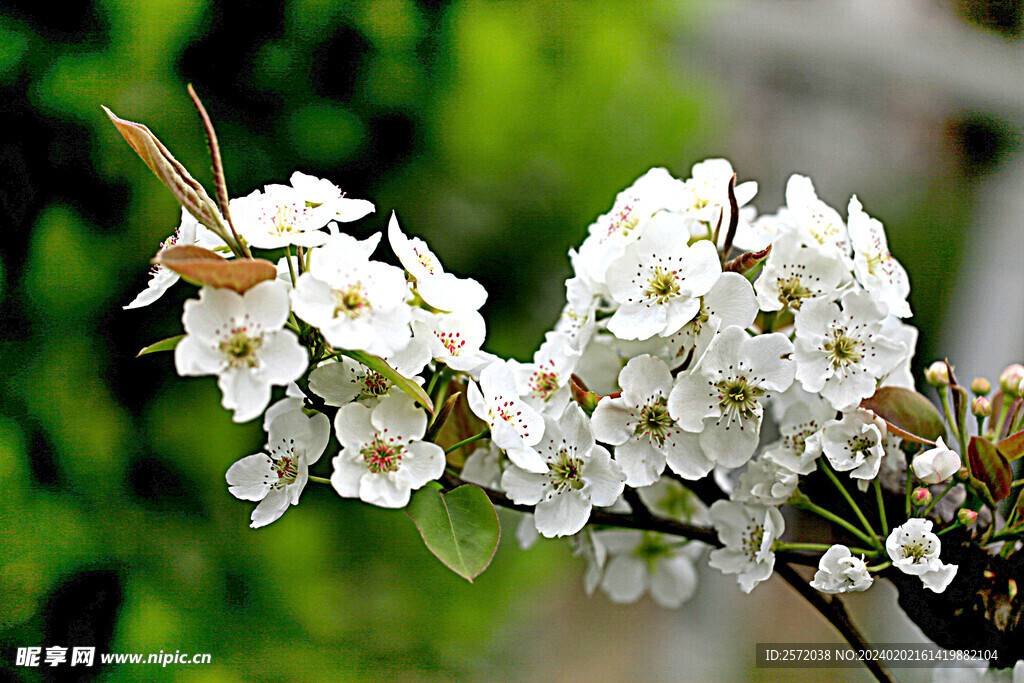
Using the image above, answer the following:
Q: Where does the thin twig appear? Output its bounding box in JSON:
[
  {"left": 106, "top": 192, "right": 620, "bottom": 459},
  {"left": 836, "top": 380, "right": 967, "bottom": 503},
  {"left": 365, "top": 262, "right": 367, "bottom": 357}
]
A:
[{"left": 775, "top": 562, "right": 894, "bottom": 683}]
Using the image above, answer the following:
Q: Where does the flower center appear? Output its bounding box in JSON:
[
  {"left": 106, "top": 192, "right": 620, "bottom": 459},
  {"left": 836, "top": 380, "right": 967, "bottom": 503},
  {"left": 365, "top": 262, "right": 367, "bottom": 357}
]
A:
[
  {"left": 266, "top": 203, "right": 310, "bottom": 236},
  {"left": 776, "top": 276, "right": 811, "bottom": 309},
  {"left": 634, "top": 397, "right": 675, "bottom": 447},
  {"left": 413, "top": 247, "right": 436, "bottom": 274},
  {"left": 270, "top": 454, "right": 299, "bottom": 487},
  {"left": 334, "top": 285, "right": 370, "bottom": 319},
  {"left": 547, "top": 449, "right": 584, "bottom": 492},
  {"left": 608, "top": 204, "right": 639, "bottom": 236},
  {"left": 715, "top": 376, "right": 764, "bottom": 423},
  {"left": 219, "top": 329, "right": 263, "bottom": 369},
  {"left": 901, "top": 541, "right": 929, "bottom": 563},
  {"left": 530, "top": 369, "right": 560, "bottom": 400},
  {"left": 361, "top": 437, "right": 404, "bottom": 474},
  {"left": 632, "top": 532, "right": 675, "bottom": 571},
  {"left": 644, "top": 266, "right": 681, "bottom": 305},
  {"left": 824, "top": 333, "right": 863, "bottom": 369},
  {"left": 434, "top": 330, "right": 466, "bottom": 355},
  {"left": 360, "top": 370, "right": 391, "bottom": 397},
  {"left": 742, "top": 523, "right": 766, "bottom": 557}
]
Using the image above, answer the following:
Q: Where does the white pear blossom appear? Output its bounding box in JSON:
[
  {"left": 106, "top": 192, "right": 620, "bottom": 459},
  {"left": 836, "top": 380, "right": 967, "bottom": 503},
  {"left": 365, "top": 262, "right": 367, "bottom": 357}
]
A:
[
  {"left": 124, "top": 208, "right": 228, "bottom": 309},
  {"left": 810, "top": 545, "right": 874, "bottom": 594},
  {"left": 636, "top": 477, "right": 711, "bottom": 526},
  {"left": 848, "top": 195, "right": 911, "bottom": 318},
  {"left": 501, "top": 405, "right": 625, "bottom": 537},
  {"left": 291, "top": 235, "right": 411, "bottom": 357},
  {"left": 330, "top": 394, "right": 444, "bottom": 508},
  {"left": 175, "top": 281, "right": 307, "bottom": 423},
  {"left": 468, "top": 361, "right": 546, "bottom": 473},
  {"left": 573, "top": 167, "right": 689, "bottom": 288},
  {"left": 592, "top": 529, "right": 704, "bottom": 608},
  {"left": 911, "top": 437, "right": 961, "bottom": 485},
  {"left": 784, "top": 174, "right": 851, "bottom": 256},
  {"left": 308, "top": 339, "right": 430, "bottom": 407},
  {"left": 708, "top": 500, "right": 785, "bottom": 593},
  {"left": 231, "top": 185, "right": 335, "bottom": 249},
  {"left": 510, "top": 331, "right": 580, "bottom": 417},
  {"left": 680, "top": 157, "right": 757, "bottom": 232},
  {"left": 794, "top": 289, "right": 907, "bottom": 411},
  {"left": 662, "top": 272, "right": 758, "bottom": 372},
  {"left": 762, "top": 397, "right": 835, "bottom": 475},
  {"left": 553, "top": 275, "right": 599, "bottom": 351},
  {"left": 754, "top": 232, "right": 849, "bottom": 312},
  {"left": 821, "top": 409, "right": 888, "bottom": 483},
  {"left": 733, "top": 456, "right": 799, "bottom": 506},
  {"left": 412, "top": 308, "right": 494, "bottom": 377},
  {"left": 886, "top": 518, "right": 959, "bottom": 593},
  {"left": 604, "top": 215, "right": 722, "bottom": 340},
  {"left": 669, "top": 326, "right": 795, "bottom": 468},
  {"left": 288, "top": 171, "right": 375, "bottom": 222},
  {"left": 226, "top": 408, "right": 330, "bottom": 528},
  {"left": 388, "top": 212, "right": 487, "bottom": 312},
  {"left": 592, "top": 355, "right": 713, "bottom": 486}
]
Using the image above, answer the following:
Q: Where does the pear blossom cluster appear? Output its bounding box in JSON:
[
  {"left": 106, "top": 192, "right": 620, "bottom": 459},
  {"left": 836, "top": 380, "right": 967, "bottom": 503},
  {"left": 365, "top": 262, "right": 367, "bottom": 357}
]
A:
[{"left": 132, "top": 156, "right": 1024, "bottom": 622}]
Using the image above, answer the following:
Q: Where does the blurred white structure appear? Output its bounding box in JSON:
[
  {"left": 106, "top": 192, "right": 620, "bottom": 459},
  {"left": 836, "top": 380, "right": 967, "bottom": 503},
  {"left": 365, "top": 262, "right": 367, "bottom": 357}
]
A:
[{"left": 690, "top": 0, "right": 1024, "bottom": 383}]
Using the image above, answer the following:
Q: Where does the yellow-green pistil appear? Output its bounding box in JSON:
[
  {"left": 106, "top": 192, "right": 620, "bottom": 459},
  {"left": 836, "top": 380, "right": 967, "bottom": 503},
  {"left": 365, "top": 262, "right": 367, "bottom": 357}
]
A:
[
  {"left": 635, "top": 397, "right": 675, "bottom": 447},
  {"left": 219, "top": 329, "right": 263, "bottom": 368},
  {"left": 644, "top": 266, "right": 681, "bottom": 305},
  {"left": 824, "top": 333, "right": 863, "bottom": 369},
  {"left": 547, "top": 450, "right": 585, "bottom": 492},
  {"left": 776, "top": 276, "right": 811, "bottom": 309},
  {"left": 715, "top": 377, "right": 764, "bottom": 422},
  {"left": 334, "top": 285, "right": 370, "bottom": 319}
]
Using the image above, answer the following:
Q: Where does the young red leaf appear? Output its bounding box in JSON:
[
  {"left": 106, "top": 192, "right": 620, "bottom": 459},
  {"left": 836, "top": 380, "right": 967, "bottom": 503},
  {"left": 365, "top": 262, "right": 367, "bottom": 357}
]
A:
[
  {"left": 968, "top": 435, "right": 1013, "bottom": 503},
  {"left": 154, "top": 245, "right": 276, "bottom": 294},
  {"left": 860, "top": 386, "right": 946, "bottom": 445}
]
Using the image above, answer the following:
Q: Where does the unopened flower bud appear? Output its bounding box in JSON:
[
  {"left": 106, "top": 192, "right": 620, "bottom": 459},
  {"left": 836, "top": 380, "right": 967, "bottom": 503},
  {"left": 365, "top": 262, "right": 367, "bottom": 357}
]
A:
[
  {"left": 912, "top": 487, "right": 932, "bottom": 507},
  {"left": 1010, "top": 579, "right": 1018, "bottom": 601},
  {"left": 999, "top": 364, "right": 1024, "bottom": 397},
  {"left": 972, "top": 397, "right": 992, "bottom": 417},
  {"left": 970, "top": 377, "right": 991, "bottom": 396},
  {"left": 957, "top": 509, "right": 978, "bottom": 526},
  {"left": 956, "top": 466, "right": 970, "bottom": 480},
  {"left": 925, "top": 361, "right": 950, "bottom": 387}
]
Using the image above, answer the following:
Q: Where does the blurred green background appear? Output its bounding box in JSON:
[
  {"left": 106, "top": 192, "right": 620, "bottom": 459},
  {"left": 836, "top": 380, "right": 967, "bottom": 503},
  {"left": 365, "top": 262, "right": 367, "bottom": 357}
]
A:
[{"left": 1, "top": 0, "right": 1020, "bottom": 680}]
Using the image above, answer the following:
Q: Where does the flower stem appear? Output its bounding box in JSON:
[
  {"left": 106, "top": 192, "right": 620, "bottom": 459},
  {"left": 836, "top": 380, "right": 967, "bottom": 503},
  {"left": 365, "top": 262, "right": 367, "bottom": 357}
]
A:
[
  {"left": 866, "top": 561, "right": 891, "bottom": 573},
  {"left": 874, "top": 478, "right": 889, "bottom": 536},
  {"left": 309, "top": 475, "right": 332, "bottom": 485},
  {"left": 444, "top": 431, "right": 491, "bottom": 455},
  {"left": 993, "top": 395, "right": 1013, "bottom": 440},
  {"left": 905, "top": 467, "right": 913, "bottom": 519},
  {"left": 938, "top": 387, "right": 962, "bottom": 447},
  {"left": 921, "top": 479, "right": 956, "bottom": 517},
  {"left": 821, "top": 463, "right": 880, "bottom": 547},
  {"left": 774, "top": 541, "right": 878, "bottom": 557}
]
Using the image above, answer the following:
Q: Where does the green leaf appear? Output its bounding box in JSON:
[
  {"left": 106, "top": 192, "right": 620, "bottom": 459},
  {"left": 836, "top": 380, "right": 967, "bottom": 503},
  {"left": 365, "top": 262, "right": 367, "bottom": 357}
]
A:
[
  {"left": 103, "top": 105, "right": 229, "bottom": 245},
  {"left": 998, "top": 430, "right": 1024, "bottom": 462},
  {"left": 860, "top": 386, "right": 946, "bottom": 445},
  {"left": 137, "top": 335, "right": 184, "bottom": 357},
  {"left": 154, "top": 245, "right": 277, "bottom": 294},
  {"left": 406, "top": 484, "right": 500, "bottom": 582},
  {"left": 343, "top": 349, "right": 434, "bottom": 414},
  {"left": 968, "top": 435, "right": 1012, "bottom": 503}
]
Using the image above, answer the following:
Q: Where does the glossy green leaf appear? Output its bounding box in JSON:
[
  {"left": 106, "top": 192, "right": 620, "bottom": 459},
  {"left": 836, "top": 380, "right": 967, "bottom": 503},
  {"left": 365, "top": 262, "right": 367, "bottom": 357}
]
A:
[
  {"left": 997, "top": 430, "right": 1024, "bottom": 463},
  {"left": 154, "top": 245, "right": 276, "bottom": 294},
  {"left": 406, "top": 484, "right": 500, "bottom": 582},
  {"left": 861, "top": 386, "right": 946, "bottom": 445},
  {"left": 343, "top": 349, "right": 434, "bottom": 414},
  {"left": 103, "top": 105, "right": 228, "bottom": 242},
  {"left": 968, "top": 435, "right": 1012, "bottom": 503},
  {"left": 136, "top": 335, "right": 184, "bottom": 357}
]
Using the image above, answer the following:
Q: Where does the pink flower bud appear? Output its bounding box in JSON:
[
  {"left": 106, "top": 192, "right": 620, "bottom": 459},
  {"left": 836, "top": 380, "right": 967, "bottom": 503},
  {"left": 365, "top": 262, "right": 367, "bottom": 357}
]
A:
[
  {"left": 925, "top": 361, "right": 950, "bottom": 386},
  {"left": 957, "top": 509, "right": 978, "bottom": 526},
  {"left": 957, "top": 466, "right": 970, "bottom": 480},
  {"left": 970, "top": 377, "right": 991, "bottom": 396},
  {"left": 912, "top": 487, "right": 932, "bottom": 507},
  {"left": 999, "top": 364, "right": 1024, "bottom": 397},
  {"left": 971, "top": 397, "right": 992, "bottom": 417}
]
